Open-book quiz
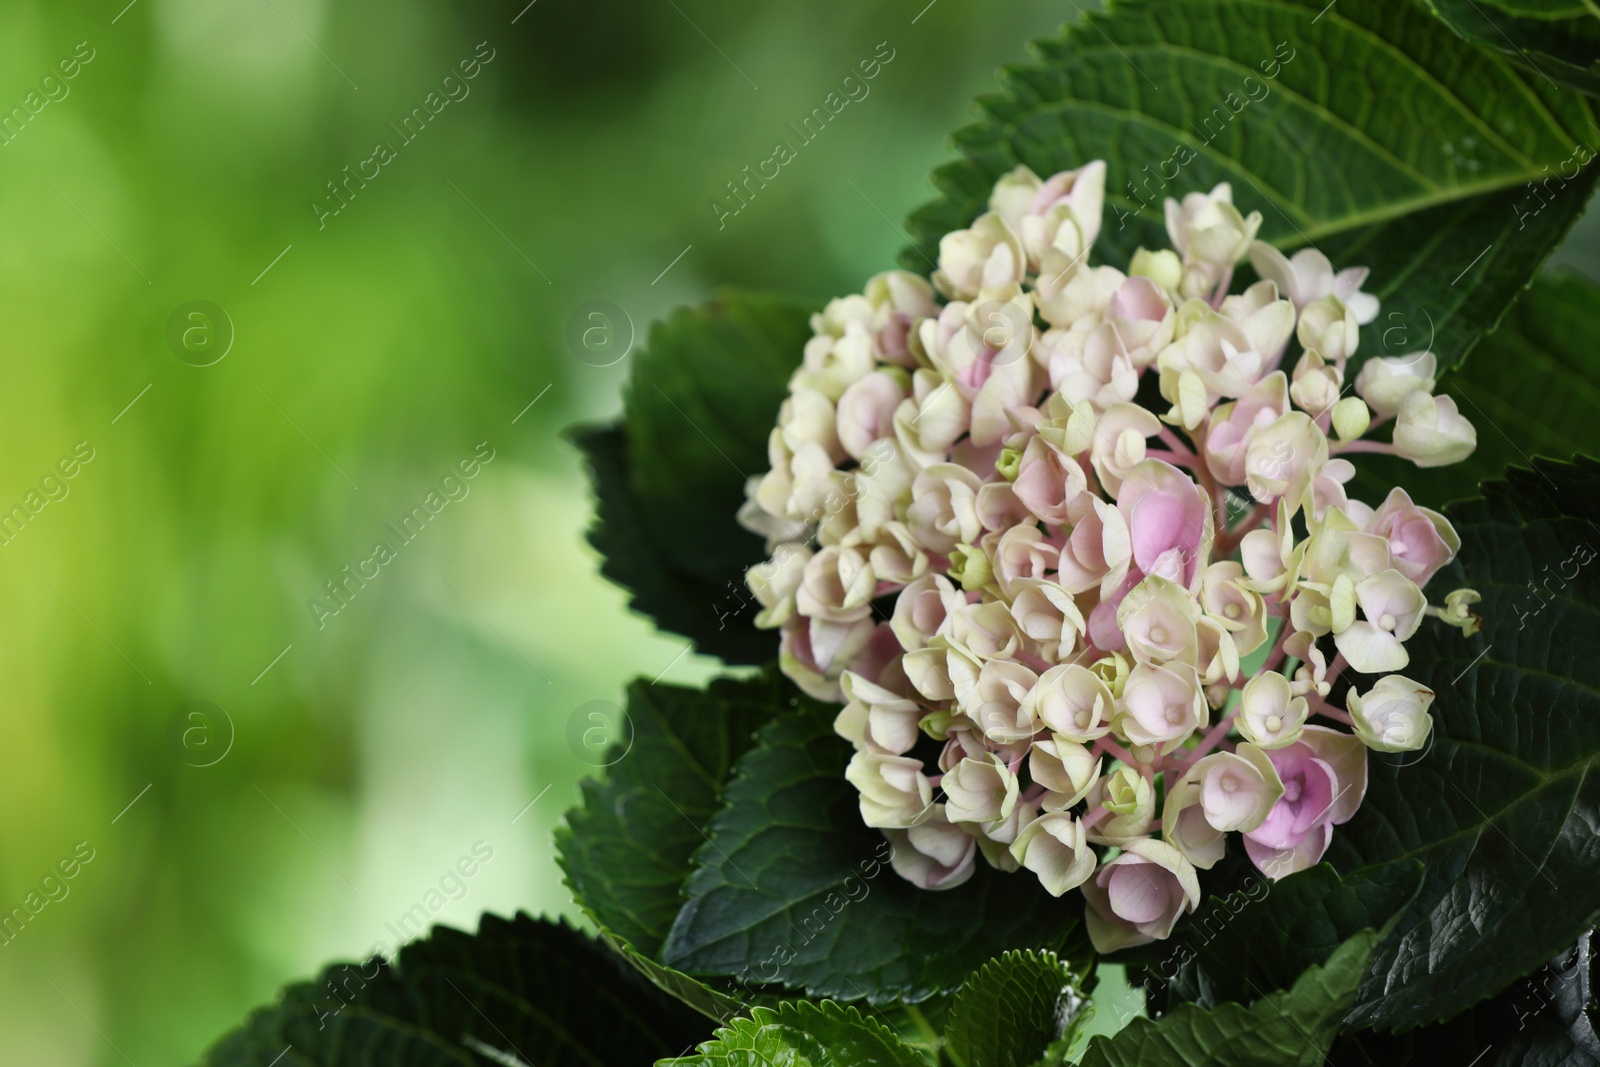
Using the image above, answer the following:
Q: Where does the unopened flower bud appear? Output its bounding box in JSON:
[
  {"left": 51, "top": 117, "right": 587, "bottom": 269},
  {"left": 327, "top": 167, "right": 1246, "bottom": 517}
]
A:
[
  {"left": 1130, "top": 247, "right": 1183, "bottom": 292},
  {"left": 1332, "top": 396, "right": 1371, "bottom": 441},
  {"left": 1355, "top": 352, "right": 1436, "bottom": 418},
  {"left": 1086, "top": 765, "right": 1155, "bottom": 846},
  {"left": 885, "top": 806, "right": 977, "bottom": 890},
  {"left": 1010, "top": 812, "right": 1096, "bottom": 895},
  {"left": 943, "top": 753, "right": 1020, "bottom": 831},
  {"left": 918, "top": 707, "right": 953, "bottom": 740},
  {"left": 845, "top": 752, "right": 932, "bottom": 828},
  {"left": 1165, "top": 183, "right": 1262, "bottom": 270},
  {"left": 948, "top": 542, "right": 993, "bottom": 592},
  {"left": 936, "top": 212, "right": 1025, "bottom": 300},
  {"left": 1393, "top": 391, "right": 1476, "bottom": 468},
  {"left": 1296, "top": 295, "right": 1359, "bottom": 364},
  {"left": 995, "top": 446, "right": 1023, "bottom": 481},
  {"left": 1081, "top": 838, "right": 1200, "bottom": 951}
]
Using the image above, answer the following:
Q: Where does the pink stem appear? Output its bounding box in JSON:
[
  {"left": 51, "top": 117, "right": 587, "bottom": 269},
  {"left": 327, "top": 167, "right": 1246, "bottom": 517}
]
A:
[
  {"left": 1260, "top": 627, "right": 1292, "bottom": 676},
  {"left": 1145, "top": 448, "right": 1200, "bottom": 470},
  {"left": 1081, "top": 805, "right": 1112, "bottom": 830},
  {"left": 1018, "top": 650, "right": 1055, "bottom": 673},
  {"left": 1334, "top": 440, "right": 1398, "bottom": 456},
  {"left": 1157, "top": 427, "right": 1197, "bottom": 457},
  {"left": 1099, "top": 737, "right": 1143, "bottom": 768},
  {"left": 1309, "top": 696, "right": 1352, "bottom": 725},
  {"left": 1184, "top": 712, "right": 1238, "bottom": 764},
  {"left": 1216, "top": 503, "right": 1272, "bottom": 557},
  {"left": 1208, "top": 268, "right": 1234, "bottom": 309},
  {"left": 1192, "top": 446, "right": 1229, "bottom": 534}
]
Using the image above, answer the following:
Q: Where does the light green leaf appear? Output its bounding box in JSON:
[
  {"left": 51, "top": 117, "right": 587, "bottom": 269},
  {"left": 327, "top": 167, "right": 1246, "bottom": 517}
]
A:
[
  {"left": 1080, "top": 930, "right": 1379, "bottom": 1067},
  {"left": 656, "top": 1001, "right": 930, "bottom": 1067},
  {"left": 902, "top": 0, "right": 1599, "bottom": 372},
  {"left": 943, "top": 951, "right": 1090, "bottom": 1067},
  {"left": 195, "top": 914, "right": 710, "bottom": 1066}
]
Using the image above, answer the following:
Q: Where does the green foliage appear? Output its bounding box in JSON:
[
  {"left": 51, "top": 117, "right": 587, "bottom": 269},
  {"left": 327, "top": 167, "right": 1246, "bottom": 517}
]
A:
[
  {"left": 575, "top": 291, "right": 815, "bottom": 664},
  {"left": 599, "top": 933, "right": 752, "bottom": 1030},
  {"left": 660, "top": 702, "right": 1088, "bottom": 1005},
  {"left": 656, "top": 1000, "right": 930, "bottom": 1067},
  {"left": 902, "top": 0, "right": 1598, "bottom": 372},
  {"left": 1324, "top": 457, "right": 1600, "bottom": 1031},
  {"left": 943, "top": 950, "right": 1091, "bottom": 1067},
  {"left": 557, "top": 671, "right": 789, "bottom": 958},
  {"left": 1079, "top": 930, "right": 1380, "bottom": 1067},
  {"left": 1352, "top": 268, "right": 1600, "bottom": 507},
  {"left": 195, "top": 914, "right": 709, "bottom": 1067},
  {"left": 1331, "top": 932, "right": 1600, "bottom": 1064},
  {"left": 1157, "top": 863, "right": 1424, "bottom": 1012},
  {"left": 1423, "top": 0, "right": 1600, "bottom": 97}
]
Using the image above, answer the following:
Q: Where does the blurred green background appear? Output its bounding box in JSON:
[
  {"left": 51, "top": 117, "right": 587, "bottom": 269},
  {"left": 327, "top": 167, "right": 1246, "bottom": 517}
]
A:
[
  {"left": 3, "top": 1, "right": 1596, "bottom": 1064},
  {"left": 0, "top": 0, "right": 1100, "bottom": 1062}
]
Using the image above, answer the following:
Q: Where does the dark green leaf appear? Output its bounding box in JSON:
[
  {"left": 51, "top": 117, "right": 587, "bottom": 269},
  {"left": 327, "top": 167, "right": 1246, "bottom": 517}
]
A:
[
  {"left": 1079, "top": 930, "right": 1380, "bottom": 1067},
  {"left": 943, "top": 950, "right": 1090, "bottom": 1067},
  {"left": 1155, "top": 863, "right": 1424, "bottom": 1012},
  {"left": 557, "top": 671, "right": 787, "bottom": 959},
  {"left": 1422, "top": 0, "right": 1600, "bottom": 98},
  {"left": 1323, "top": 457, "right": 1600, "bottom": 1031},
  {"left": 660, "top": 702, "right": 1086, "bottom": 1005},
  {"left": 195, "top": 914, "right": 710, "bottom": 1066},
  {"left": 901, "top": 0, "right": 1599, "bottom": 371},
  {"left": 599, "top": 932, "right": 751, "bottom": 1031},
  {"left": 1351, "top": 269, "right": 1600, "bottom": 508},
  {"left": 575, "top": 291, "right": 815, "bottom": 664},
  {"left": 1331, "top": 932, "right": 1600, "bottom": 1065},
  {"left": 575, "top": 424, "right": 769, "bottom": 665},
  {"left": 656, "top": 1000, "right": 929, "bottom": 1067}
]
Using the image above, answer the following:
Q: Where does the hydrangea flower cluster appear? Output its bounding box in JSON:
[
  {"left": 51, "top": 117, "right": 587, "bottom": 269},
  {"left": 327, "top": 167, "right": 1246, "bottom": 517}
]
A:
[{"left": 739, "top": 161, "right": 1481, "bottom": 952}]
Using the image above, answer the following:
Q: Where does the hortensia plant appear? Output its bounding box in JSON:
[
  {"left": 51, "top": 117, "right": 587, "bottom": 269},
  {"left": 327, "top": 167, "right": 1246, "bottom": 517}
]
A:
[
  {"left": 200, "top": 1, "right": 1600, "bottom": 1065},
  {"left": 741, "top": 159, "right": 1487, "bottom": 957}
]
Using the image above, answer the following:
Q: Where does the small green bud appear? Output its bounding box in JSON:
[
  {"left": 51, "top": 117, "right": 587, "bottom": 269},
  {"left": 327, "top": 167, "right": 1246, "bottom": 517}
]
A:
[
  {"left": 918, "top": 708, "right": 953, "bottom": 740},
  {"left": 996, "top": 447, "right": 1023, "bottom": 482},
  {"left": 949, "top": 543, "right": 993, "bottom": 592},
  {"left": 1332, "top": 396, "right": 1371, "bottom": 441},
  {"left": 1130, "top": 247, "right": 1182, "bottom": 292}
]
